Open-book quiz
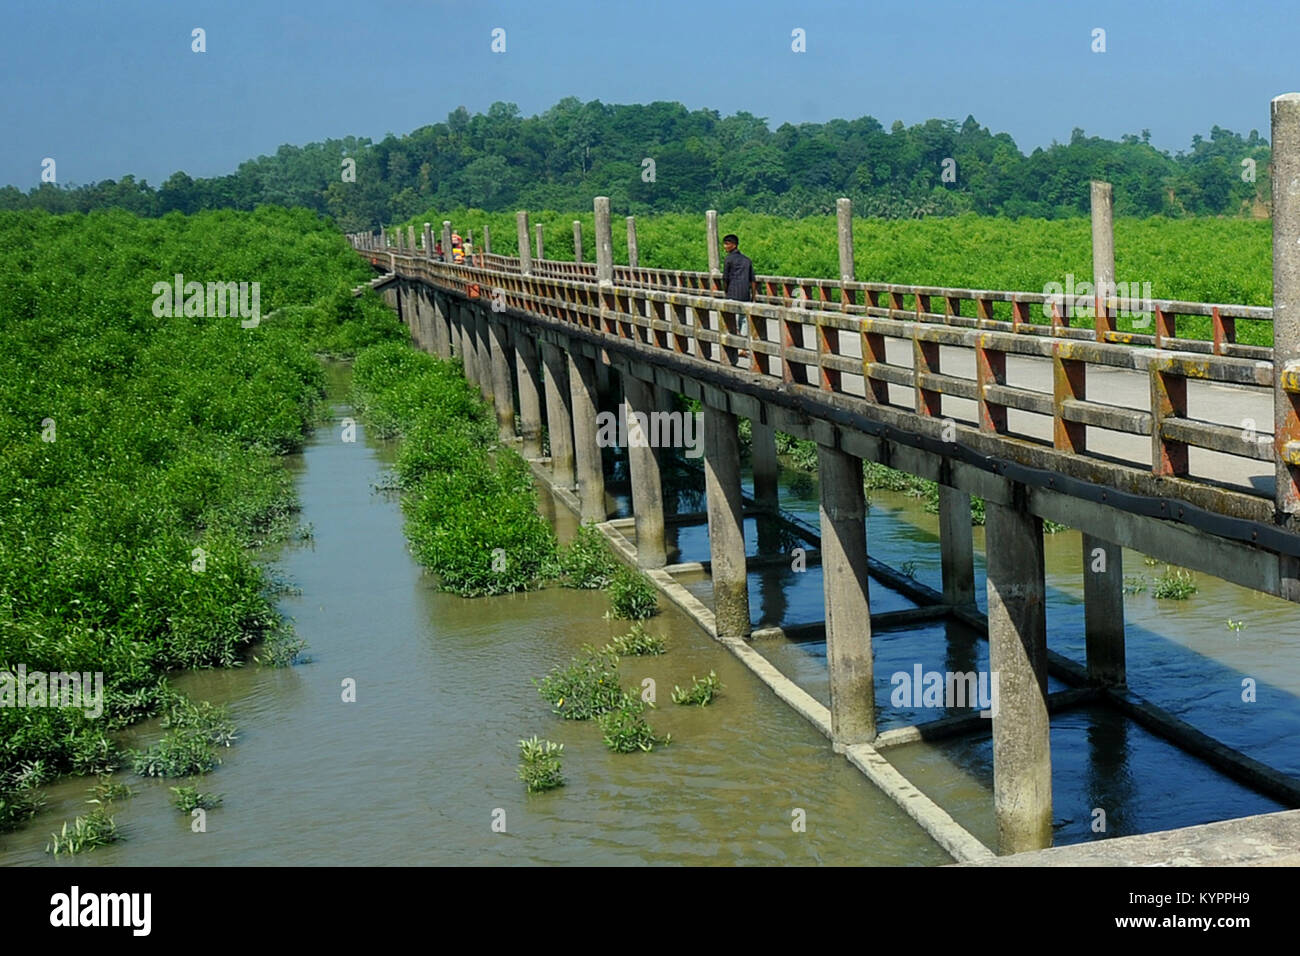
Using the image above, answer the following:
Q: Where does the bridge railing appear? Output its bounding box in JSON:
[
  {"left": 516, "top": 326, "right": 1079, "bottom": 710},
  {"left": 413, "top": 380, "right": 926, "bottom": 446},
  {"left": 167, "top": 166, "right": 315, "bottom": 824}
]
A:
[
  {"left": 365, "top": 241, "right": 1286, "bottom": 526},
  {"left": 417, "top": 244, "right": 1275, "bottom": 362}
]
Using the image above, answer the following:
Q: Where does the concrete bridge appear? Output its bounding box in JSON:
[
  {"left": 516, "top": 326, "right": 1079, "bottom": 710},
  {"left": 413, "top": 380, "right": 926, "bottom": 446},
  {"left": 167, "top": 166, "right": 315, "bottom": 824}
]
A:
[{"left": 345, "top": 94, "right": 1300, "bottom": 861}]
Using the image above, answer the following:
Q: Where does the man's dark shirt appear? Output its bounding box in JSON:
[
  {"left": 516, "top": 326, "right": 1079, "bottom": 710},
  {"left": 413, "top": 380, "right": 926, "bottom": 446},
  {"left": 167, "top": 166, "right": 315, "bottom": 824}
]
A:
[{"left": 723, "top": 249, "right": 755, "bottom": 301}]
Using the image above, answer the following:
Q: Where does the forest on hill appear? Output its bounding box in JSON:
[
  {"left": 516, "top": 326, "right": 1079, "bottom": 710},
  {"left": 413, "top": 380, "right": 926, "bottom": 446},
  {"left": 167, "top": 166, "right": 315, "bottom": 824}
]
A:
[{"left": 0, "top": 98, "right": 1271, "bottom": 230}]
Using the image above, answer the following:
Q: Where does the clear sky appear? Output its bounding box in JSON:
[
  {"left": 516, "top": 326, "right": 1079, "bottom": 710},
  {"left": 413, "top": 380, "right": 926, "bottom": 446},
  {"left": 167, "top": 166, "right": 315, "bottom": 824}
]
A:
[{"left": 2, "top": 0, "right": 1296, "bottom": 189}]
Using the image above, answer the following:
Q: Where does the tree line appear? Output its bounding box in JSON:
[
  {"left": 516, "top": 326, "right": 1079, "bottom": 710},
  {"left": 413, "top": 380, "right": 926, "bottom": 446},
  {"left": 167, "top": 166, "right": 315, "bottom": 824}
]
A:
[{"left": 0, "top": 98, "right": 1271, "bottom": 228}]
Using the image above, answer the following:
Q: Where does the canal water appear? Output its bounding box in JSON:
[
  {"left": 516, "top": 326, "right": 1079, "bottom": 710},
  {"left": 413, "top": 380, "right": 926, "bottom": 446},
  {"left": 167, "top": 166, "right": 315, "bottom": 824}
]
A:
[{"left": 2, "top": 360, "right": 1295, "bottom": 866}]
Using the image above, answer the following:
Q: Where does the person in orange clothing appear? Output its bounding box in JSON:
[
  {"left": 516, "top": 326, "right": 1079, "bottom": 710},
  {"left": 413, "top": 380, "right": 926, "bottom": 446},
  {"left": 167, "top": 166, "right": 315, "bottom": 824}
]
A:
[{"left": 451, "top": 231, "right": 465, "bottom": 264}]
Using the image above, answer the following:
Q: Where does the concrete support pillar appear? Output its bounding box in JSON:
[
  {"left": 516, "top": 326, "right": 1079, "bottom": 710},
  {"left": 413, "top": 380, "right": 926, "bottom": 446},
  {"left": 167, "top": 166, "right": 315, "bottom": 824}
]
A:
[
  {"left": 594, "top": 197, "right": 613, "bottom": 285},
  {"left": 446, "top": 295, "right": 464, "bottom": 362},
  {"left": 423, "top": 222, "right": 433, "bottom": 256},
  {"left": 489, "top": 317, "right": 515, "bottom": 441},
  {"left": 406, "top": 225, "right": 416, "bottom": 252},
  {"left": 1083, "top": 534, "right": 1126, "bottom": 685},
  {"left": 541, "top": 342, "right": 575, "bottom": 488},
  {"left": 1272, "top": 94, "right": 1300, "bottom": 517},
  {"left": 837, "top": 197, "right": 856, "bottom": 306},
  {"left": 515, "top": 329, "right": 543, "bottom": 458},
  {"left": 410, "top": 285, "right": 427, "bottom": 350},
  {"left": 939, "top": 485, "right": 976, "bottom": 607},
  {"left": 1090, "top": 181, "right": 1115, "bottom": 339},
  {"left": 626, "top": 217, "right": 639, "bottom": 268},
  {"left": 817, "top": 443, "right": 874, "bottom": 747},
  {"left": 432, "top": 292, "right": 450, "bottom": 359},
  {"left": 441, "top": 221, "right": 452, "bottom": 263},
  {"left": 475, "top": 307, "right": 492, "bottom": 404},
  {"left": 706, "top": 209, "right": 720, "bottom": 276},
  {"left": 622, "top": 374, "right": 667, "bottom": 568},
  {"left": 568, "top": 352, "right": 606, "bottom": 523},
  {"left": 704, "top": 406, "right": 751, "bottom": 640},
  {"left": 573, "top": 221, "right": 583, "bottom": 262},
  {"left": 750, "top": 420, "right": 780, "bottom": 512},
  {"left": 379, "top": 226, "right": 387, "bottom": 248},
  {"left": 517, "top": 211, "right": 532, "bottom": 275},
  {"left": 482, "top": 225, "right": 491, "bottom": 255},
  {"left": 535, "top": 223, "right": 544, "bottom": 262},
  {"left": 457, "top": 302, "right": 479, "bottom": 385},
  {"left": 985, "top": 490, "right": 1052, "bottom": 855}
]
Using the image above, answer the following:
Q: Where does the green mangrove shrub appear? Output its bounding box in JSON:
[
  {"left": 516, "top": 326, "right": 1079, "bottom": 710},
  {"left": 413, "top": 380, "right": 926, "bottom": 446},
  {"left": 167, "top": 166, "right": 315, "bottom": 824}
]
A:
[
  {"left": 131, "top": 699, "right": 237, "bottom": 777},
  {"left": 517, "top": 736, "right": 565, "bottom": 793},
  {"left": 596, "top": 693, "right": 670, "bottom": 753},
  {"left": 535, "top": 646, "right": 625, "bottom": 720},
  {"left": 608, "top": 565, "right": 659, "bottom": 620},
  {"left": 46, "top": 803, "right": 120, "bottom": 856},
  {"left": 606, "top": 623, "right": 666, "bottom": 657},
  {"left": 1153, "top": 567, "right": 1198, "bottom": 600},
  {"left": 672, "top": 671, "right": 723, "bottom": 706},
  {"left": 169, "top": 786, "right": 223, "bottom": 812},
  {"left": 351, "top": 341, "right": 558, "bottom": 596},
  {"left": 558, "top": 523, "right": 620, "bottom": 589}
]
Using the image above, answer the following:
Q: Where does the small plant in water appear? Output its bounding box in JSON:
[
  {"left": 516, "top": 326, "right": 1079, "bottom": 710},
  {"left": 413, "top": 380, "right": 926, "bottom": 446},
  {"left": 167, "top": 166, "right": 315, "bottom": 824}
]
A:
[
  {"left": 1152, "top": 566, "right": 1198, "bottom": 600},
  {"left": 607, "top": 565, "right": 659, "bottom": 620},
  {"left": 558, "top": 523, "right": 620, "bottom": 589},
  {"left": 900, "top": 559, "right": 918, "bottom": 579},
  {"left": 90, "top": 778, "right": 133, "bottom": 803},
  {"left": 535, "top": 645, "right": 625, "bottom": 719},
  {"left": 1226, "top": 618, "right": 1245, "bottom": 632},
  {"left": 606, "top": 623, "right": 666, "bottom": 656},
  {"left": 517, "top": 736, "right": 565, "bottom": 792},
  {"left": 596, "top": 694, "right": 670, "bottom": 753},
  {"left": 1121, "top": 575, "right": 1148, "bottom": 595},
  {"left": 131, "top": 698, "right": 238, "bottom": 777},
  {"left": 672, "top": 671, "right": 723, "bottom": 706},
  {"left": 169, "top": 786, "right": 224, "bottom": 812},
  {"left": 46, "top": 804, "right": 120, "bottom": 856}
]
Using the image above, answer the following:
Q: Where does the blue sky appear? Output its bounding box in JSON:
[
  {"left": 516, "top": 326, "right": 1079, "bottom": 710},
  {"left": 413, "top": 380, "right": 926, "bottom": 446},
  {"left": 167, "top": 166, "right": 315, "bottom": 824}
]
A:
[{"left": 2, "top": 0, "right": 1296, "bottom": 189}]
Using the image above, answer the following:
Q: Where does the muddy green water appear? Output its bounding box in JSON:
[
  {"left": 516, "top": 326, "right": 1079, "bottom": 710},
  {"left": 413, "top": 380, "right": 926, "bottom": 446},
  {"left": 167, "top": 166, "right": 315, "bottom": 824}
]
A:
[{"left": 3, "top": 360, "right": 1295, "bottom": 866}]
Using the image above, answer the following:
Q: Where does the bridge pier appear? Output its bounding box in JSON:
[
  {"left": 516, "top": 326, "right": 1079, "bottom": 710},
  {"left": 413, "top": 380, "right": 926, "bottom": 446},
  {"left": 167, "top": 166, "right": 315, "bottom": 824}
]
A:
[
  {"left": 622, "top": 373, "right": 668, "bottom": 568},
  {"left": 817, "top": 443, "right": 875, "bottom": 748},
  {"left": 514, "top": 327, "right": 543, "bottom": 458},
  {"left": 456, "top": 302, "right": 479, "bottom": 387},
  {"left": 939, "top": 485, "right": 976, "bottom": 607},
  {"left": 541, "top": 341, "right": 576, "bottom": 488},
  {"left": 474, "top": 306, "right": 493, "bottom": 404},
  {"left": 418, "top": 287, "right": 432, "bottom": 351},
  {"left": 432, "top": 290, "right": 451, "bottom": 360},
  {"left": 704, "top": 406, "right": 751, "bottom": 640},
  {"left": 568, "top": 351, "right": 607, "bottom": 522},
  {"left": 750, "top": 420, "right": 781, "bottom": 513},
  {"left": 1083, "top": 534, "right": 1126, "bottom": 685},
  {"left": 489, "top": 315, "right": 515, "bottom": 441},
  {"left": 450, "top": 295, "right": 468, "bottom": 365},
  {"left": 985, "top": 488, "right": 1052, "bottom": 855}
]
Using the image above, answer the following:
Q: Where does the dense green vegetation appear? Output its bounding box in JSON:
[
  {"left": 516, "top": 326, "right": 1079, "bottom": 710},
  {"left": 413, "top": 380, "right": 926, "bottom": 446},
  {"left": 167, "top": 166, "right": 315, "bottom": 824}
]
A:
[
  {"left": 349, "top": 342, "right": 559, "bottom": 596},
  {"left": 2, "top": 99, "right": 1269, "bottom": 226},
  {"left": 0, "top": 206, "right": 399, "bottom": 831}
]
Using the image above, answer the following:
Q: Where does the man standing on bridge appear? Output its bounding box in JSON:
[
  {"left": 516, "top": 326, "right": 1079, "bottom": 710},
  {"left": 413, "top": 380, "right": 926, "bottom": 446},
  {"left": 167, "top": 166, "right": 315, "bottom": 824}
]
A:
[
  {"left": 722, "top": 233, "right": 755, "bottom": 347},
  {"left": 722, "top": 234, "right": 755, "bottom": 304}
]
